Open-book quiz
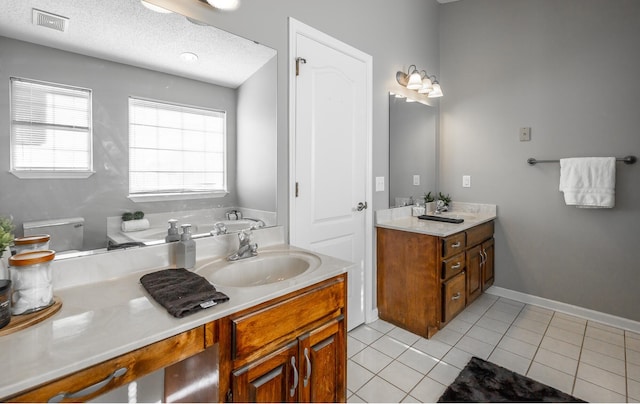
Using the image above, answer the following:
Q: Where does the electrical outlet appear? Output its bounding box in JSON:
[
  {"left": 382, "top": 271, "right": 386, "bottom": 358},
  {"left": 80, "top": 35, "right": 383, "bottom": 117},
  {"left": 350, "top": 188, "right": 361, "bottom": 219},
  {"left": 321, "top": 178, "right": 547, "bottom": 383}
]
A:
[
  {"left": 375, "top": 176, "right": 385, "bottom": 192},
  {"left": 462, "top": 175, "right": 471, "bottom": 188},
  {"left": 519, "top": 127, "right": 531, "bottom": 142},
  {"left": 413, "top": 175, "right": 420, "bottom": 186}
]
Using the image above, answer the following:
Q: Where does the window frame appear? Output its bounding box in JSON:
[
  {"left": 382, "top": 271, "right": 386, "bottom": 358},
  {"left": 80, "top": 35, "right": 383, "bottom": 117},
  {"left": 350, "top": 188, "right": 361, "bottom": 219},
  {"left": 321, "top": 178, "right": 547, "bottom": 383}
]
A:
[
  {"left": 127, "top": 96, "right": 228, "bottom": 202},
  {"left": 9, "top": 77, "right": 94, "bottom": 179}
]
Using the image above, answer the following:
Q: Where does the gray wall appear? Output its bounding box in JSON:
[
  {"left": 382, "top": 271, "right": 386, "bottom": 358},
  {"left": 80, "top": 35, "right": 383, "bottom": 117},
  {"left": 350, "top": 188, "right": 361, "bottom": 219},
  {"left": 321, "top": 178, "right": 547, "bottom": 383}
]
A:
[
  {"left": 0, "top": 36, "right": 238, "bottom": 249},
  {"left": 439, "top": 0, "right": 640, "bottom": 320},
  {"left": 237, "top": 56, "right": 278, "bottom": 212}
]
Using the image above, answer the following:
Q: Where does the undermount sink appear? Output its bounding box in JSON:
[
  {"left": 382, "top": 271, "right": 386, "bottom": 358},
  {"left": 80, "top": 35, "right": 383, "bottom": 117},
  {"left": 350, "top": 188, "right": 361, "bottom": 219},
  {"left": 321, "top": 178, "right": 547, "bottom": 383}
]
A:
[{"left": 196, "top": 250, "right": 321, "bottom": 287}]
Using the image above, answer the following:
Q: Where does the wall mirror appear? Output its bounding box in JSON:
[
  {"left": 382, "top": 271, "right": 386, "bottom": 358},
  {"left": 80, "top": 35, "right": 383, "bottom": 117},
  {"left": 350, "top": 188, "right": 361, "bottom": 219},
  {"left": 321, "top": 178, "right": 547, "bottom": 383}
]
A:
[
  {"left": 388, "top": 93, "right": 437, "bottom": 207},
  {"left": 0, "top": 0, "right": 277, "bottom": 256}
]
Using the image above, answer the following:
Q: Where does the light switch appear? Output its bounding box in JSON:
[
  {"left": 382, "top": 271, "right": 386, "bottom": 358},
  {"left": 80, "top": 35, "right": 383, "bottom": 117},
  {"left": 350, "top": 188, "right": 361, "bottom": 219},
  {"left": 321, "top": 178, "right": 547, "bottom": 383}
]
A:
[
  {"left": 413, "top": 175, "right": 420, "bottom": 186},
  {"left": 375, "top": 176, "right": 385, "bottom": 192},
  {"left": 462, "top": 175, "right": 471, "bottom": 188},
  {"left": 519, "top": 127, "right": 531, "bottom": 142}
]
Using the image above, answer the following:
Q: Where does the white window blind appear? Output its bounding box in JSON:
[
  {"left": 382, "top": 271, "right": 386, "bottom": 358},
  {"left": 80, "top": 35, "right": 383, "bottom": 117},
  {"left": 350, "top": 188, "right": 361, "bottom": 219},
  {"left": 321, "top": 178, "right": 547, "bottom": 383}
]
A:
[
  {"left": 10, "top": 77, "right": 93, "bottom": 177},
  {"left": 128, "top": 97, "right": 226, "bottom": 196}
]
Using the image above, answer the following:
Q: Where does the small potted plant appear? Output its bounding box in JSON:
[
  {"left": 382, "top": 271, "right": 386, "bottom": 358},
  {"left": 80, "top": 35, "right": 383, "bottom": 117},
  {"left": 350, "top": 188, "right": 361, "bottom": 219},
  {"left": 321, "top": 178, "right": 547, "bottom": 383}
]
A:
[
  {"left": 436, "top": 192, "right": 452, "bottom": 212},
  {"left": 0, "top": 216, "right": 15, "bottom": 259},
  {"left": 423, "top": 191, "right": 435, "bottom": 205}
]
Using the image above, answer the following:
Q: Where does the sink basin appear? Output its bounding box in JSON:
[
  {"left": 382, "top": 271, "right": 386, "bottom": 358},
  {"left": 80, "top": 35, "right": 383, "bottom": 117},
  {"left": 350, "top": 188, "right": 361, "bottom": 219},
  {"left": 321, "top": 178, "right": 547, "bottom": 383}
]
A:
[{"left": 196, "top": 251, "right": 321, "bottom": 287}]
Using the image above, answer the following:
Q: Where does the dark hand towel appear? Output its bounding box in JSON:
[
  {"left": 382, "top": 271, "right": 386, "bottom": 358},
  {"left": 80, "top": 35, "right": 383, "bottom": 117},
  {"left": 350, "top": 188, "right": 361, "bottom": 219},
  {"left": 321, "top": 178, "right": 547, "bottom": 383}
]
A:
[{"left": 140, "top": 268, "right": 229, "bottom": 318}]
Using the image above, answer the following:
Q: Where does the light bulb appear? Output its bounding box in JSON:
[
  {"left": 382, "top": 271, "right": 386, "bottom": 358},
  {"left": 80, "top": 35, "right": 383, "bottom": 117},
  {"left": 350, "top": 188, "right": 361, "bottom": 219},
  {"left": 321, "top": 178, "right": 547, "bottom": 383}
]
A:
[
  {"left": 428, "top": 82, "right": 443, "bottom": 98},
  {"left": 406, "top": 71, "right": 422, "bottom": 90},
  {"left": 140, "top": 0, "right": 172, "bottom": 13},
  {"left": 418, "top": 77, "right": 433, "bottom": 94},
  {"left": 206, "top": 0, "right": 240, "bottom": 10}
]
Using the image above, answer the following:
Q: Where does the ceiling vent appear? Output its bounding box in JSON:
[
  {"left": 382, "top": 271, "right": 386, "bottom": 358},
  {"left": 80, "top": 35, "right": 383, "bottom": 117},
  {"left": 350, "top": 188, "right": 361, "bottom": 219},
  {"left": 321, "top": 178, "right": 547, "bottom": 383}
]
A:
[{"left": 32, "top": 9, "right": 69, "bottom": 33}]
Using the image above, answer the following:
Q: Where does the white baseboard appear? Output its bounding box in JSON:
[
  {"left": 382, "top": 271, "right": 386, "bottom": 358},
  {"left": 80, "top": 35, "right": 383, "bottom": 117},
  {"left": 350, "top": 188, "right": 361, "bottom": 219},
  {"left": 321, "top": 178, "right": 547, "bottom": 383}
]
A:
[
  {"left": 487, "top": 286, "right": 640, "bottom": 334},
  {"left": 365, "top": 308, "right": 379, "bottom": 324}
]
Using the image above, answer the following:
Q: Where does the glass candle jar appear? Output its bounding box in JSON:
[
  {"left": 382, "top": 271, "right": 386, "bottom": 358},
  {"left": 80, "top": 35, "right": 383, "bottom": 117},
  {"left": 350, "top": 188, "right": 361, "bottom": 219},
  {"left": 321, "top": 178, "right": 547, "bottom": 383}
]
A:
[
  {"left": 12, "top": 235, "right": 51, "bottom": 255},
  {"left": 0, "top": 280, "right": 11, "bottom": 329},
  {"left": 9, "top": 250, "right": 55, "bottom": 315}
]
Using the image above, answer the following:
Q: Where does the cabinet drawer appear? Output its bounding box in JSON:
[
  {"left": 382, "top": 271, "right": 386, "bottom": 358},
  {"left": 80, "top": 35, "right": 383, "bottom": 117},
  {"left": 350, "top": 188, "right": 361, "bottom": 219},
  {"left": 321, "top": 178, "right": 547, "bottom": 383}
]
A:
[
  {"left": 231, "top": 278, "right": 345, "bottom": 361},
  {"left": 9, "top": 326, "right": 205, "bottom": 403},
  {"left": 442, "top": 232, "right": 465, "bottom": 259},
  {"left": 442, "top": 272, "right": 466, "bottom": 323},
  {"left": 466, "top": 221, "right": 494, "bottom": 247},
  {"left": 441, "top": 253, "right": 465, "bottom": 280}
]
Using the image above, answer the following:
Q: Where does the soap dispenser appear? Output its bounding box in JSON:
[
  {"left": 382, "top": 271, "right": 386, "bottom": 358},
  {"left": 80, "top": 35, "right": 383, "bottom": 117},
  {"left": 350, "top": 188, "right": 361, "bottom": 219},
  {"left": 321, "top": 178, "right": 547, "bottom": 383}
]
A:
[
  {"left": 165, "top": 219, "right": 180, "bottom": 242},
  {"left": 175, "top": 224, "right": 196, "bottom": 269}
]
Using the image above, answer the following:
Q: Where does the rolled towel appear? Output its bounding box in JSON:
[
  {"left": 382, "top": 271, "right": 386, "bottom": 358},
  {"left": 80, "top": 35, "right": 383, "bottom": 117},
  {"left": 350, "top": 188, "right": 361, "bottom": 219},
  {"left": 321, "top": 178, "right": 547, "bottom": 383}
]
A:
[
  {"left": 10, "top": 266, "right": 52, "bottom": 289},
  {"left": 121, "top": 219, "right": 150, "bottom": 232}
]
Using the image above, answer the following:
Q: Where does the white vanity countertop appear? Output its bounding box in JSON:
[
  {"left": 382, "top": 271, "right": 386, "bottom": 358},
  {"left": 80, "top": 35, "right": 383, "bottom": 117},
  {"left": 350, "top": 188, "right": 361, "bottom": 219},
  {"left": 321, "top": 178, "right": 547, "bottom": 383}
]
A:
[
  {"left": 0, "top": 242, "right": 353, "bottom": 399},
  {"left": 376, "top": 202, "right": 497, "bottom": 237}
]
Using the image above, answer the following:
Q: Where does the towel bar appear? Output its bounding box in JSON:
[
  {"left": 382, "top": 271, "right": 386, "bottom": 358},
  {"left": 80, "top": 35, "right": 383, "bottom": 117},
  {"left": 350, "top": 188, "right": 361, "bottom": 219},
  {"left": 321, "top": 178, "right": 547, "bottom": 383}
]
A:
[{"left": 527, "top": 155, "right": 637, "bottom": 166}]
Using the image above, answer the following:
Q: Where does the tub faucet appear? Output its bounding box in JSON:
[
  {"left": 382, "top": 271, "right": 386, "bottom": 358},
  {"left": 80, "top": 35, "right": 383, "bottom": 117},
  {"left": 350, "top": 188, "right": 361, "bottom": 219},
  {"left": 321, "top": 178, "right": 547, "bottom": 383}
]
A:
[
  {"left": 227, "top": 229, "right": 258, "bottom": 261},
  {"left": 210, "top": 222, "right": 227, "bottom": 236}
]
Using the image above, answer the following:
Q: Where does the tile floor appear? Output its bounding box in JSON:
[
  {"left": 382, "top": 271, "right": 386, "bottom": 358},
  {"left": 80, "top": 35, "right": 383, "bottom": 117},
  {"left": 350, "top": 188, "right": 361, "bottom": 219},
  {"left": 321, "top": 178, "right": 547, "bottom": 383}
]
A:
[{"left": 347, "top": 294, "right": 640, "bottom": 403}]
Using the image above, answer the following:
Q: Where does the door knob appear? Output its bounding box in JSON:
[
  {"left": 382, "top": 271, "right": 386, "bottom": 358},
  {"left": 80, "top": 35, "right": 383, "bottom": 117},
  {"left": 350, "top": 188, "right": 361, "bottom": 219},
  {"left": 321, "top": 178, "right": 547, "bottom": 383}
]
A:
[{"left": 356, "top": 202, "right": 368, "bottom": 211}]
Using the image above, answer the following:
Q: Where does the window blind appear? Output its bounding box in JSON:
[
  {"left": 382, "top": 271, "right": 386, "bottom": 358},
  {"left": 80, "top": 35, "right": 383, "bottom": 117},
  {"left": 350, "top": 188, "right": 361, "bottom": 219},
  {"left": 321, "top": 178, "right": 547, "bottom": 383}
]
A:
[
  {"left": 128, "top": 97, "right": 226, "bottom": 195},
  {"left": 10, "top": 77, "right": 92, "bottom": 173}
]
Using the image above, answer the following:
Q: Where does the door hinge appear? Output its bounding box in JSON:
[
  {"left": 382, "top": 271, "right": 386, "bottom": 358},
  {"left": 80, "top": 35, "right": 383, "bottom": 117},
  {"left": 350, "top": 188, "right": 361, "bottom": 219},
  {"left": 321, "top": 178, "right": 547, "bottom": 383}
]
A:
[
  {"left": 295, "top": 57, "right": 307, "bottom": 76},
  {"left": 295, "top": 182, "right": 299, "bottom": 197}
]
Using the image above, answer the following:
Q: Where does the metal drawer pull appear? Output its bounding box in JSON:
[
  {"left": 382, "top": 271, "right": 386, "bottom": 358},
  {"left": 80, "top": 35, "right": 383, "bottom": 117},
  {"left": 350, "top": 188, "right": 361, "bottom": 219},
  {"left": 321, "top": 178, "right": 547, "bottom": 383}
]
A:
[
  {"left": 48, "top": 367, "right": 127, "bottom": 403},
  {"left": 451, "top": 242, "right": 461, "bottom": 248},
  {"left": 451, "top": 262, "right": 461, "bottom": 270},
  {"left": 290, "top": 356, "right": 299, "bottom": 397},
  {"left": 452, "top": 292, "right": 461, "bottom": 300},
  {"left": 303, "top": 347, "right": 312, "bottom": 387}
]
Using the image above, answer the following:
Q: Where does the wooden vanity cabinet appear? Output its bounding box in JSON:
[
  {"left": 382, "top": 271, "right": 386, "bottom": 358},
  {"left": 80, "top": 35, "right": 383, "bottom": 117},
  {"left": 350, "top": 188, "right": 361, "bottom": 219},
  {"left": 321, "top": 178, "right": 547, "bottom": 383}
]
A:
[
  {"left": 377, "top": 220, "right": 495, "bottom": 338},
  {"left": 4, "top": 276, "right": 347, "bottom": 403},
  {"left": 221, "top": 275, "right": 347, "bottom": 403}
]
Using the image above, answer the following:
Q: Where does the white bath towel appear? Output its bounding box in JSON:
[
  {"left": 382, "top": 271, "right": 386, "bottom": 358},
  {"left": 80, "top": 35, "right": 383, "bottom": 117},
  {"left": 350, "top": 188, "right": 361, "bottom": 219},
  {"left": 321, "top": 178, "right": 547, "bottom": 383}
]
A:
[
  {"left": 121, "top": 218, "right": 151, "bottom": 232},
  {"left": 559, "top": 157, "right": 616, "bottom": 208}
]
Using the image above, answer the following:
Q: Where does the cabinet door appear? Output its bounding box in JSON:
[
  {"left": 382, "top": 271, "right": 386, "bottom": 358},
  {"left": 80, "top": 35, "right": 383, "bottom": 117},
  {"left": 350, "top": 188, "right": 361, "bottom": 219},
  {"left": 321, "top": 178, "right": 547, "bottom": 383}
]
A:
[
  {"left": 232, "top": 341, "right": 299, "bottom": 403},
  {"left": 442, "top": 271, "right": 466, "bottom": 323},
  {"left": 482, "top": 238, "right": 495, "bottom": 290},
  {"left": 298, "top": 317, "right": 346, "bottom": 403},
  {"left": 466, "top": 245, "right": 482, "bottom": 304}
]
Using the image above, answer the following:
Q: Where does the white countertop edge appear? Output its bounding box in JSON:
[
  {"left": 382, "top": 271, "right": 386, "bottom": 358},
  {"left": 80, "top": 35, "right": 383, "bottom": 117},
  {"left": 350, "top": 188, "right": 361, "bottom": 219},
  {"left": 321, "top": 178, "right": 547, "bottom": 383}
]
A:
[
  {"left": 0, "top": 244, "right": 353, "bottom": 399},
  {"left": 376, "top": 214, "right": 496, "bottom": 237},
  {"left": 375, "top": 202, "right": 497, "bottom": 237}
]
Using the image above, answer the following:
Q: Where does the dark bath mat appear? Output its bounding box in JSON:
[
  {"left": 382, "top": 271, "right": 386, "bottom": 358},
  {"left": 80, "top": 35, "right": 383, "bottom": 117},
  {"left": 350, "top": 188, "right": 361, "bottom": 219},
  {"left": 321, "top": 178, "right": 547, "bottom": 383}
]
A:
[
  {"left": 438, "top": 356, "right": 586, "bottom": 402},
  {"left": 140, "top": 268, "right": 229, "bottom": 318}
]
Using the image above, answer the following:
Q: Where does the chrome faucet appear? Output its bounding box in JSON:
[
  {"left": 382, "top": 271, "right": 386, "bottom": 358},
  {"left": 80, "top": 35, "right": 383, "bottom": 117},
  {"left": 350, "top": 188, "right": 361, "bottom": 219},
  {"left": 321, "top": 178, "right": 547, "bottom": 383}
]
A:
[
  {"left": 227, "top": 229, "right": 258, "bottom": 261},
  {"left": 246, "top": 218, "right": 266, "bottom": 230},
  {"left": 434, "top": 200, "right": 448, "bottom": 215},
  {"left": 210, "top": 222, "right": 228, "bottom": 236}
]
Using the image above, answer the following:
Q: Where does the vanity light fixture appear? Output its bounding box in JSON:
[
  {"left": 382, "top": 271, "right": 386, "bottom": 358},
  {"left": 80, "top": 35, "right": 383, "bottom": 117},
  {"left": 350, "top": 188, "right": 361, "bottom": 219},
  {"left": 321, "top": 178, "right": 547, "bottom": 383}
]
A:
[
  {"left": 396, "top": 65, "right": 443, "bottom": 98},
  {"left": 140, "top": 0, "right": 172, "bottom": 13}
]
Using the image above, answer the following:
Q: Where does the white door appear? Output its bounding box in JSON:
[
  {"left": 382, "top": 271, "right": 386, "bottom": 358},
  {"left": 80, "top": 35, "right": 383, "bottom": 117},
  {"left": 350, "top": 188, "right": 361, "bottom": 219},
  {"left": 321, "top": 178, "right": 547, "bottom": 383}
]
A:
[{"left": 289, "top": 20, "right": 372, "bottom": 331}]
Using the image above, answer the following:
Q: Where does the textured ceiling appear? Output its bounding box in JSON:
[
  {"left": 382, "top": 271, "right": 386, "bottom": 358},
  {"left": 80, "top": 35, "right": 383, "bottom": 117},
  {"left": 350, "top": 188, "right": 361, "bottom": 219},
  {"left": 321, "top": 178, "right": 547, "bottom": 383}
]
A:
[{"left": 0, "top": 0, "right": 276, "bottom": 88}]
